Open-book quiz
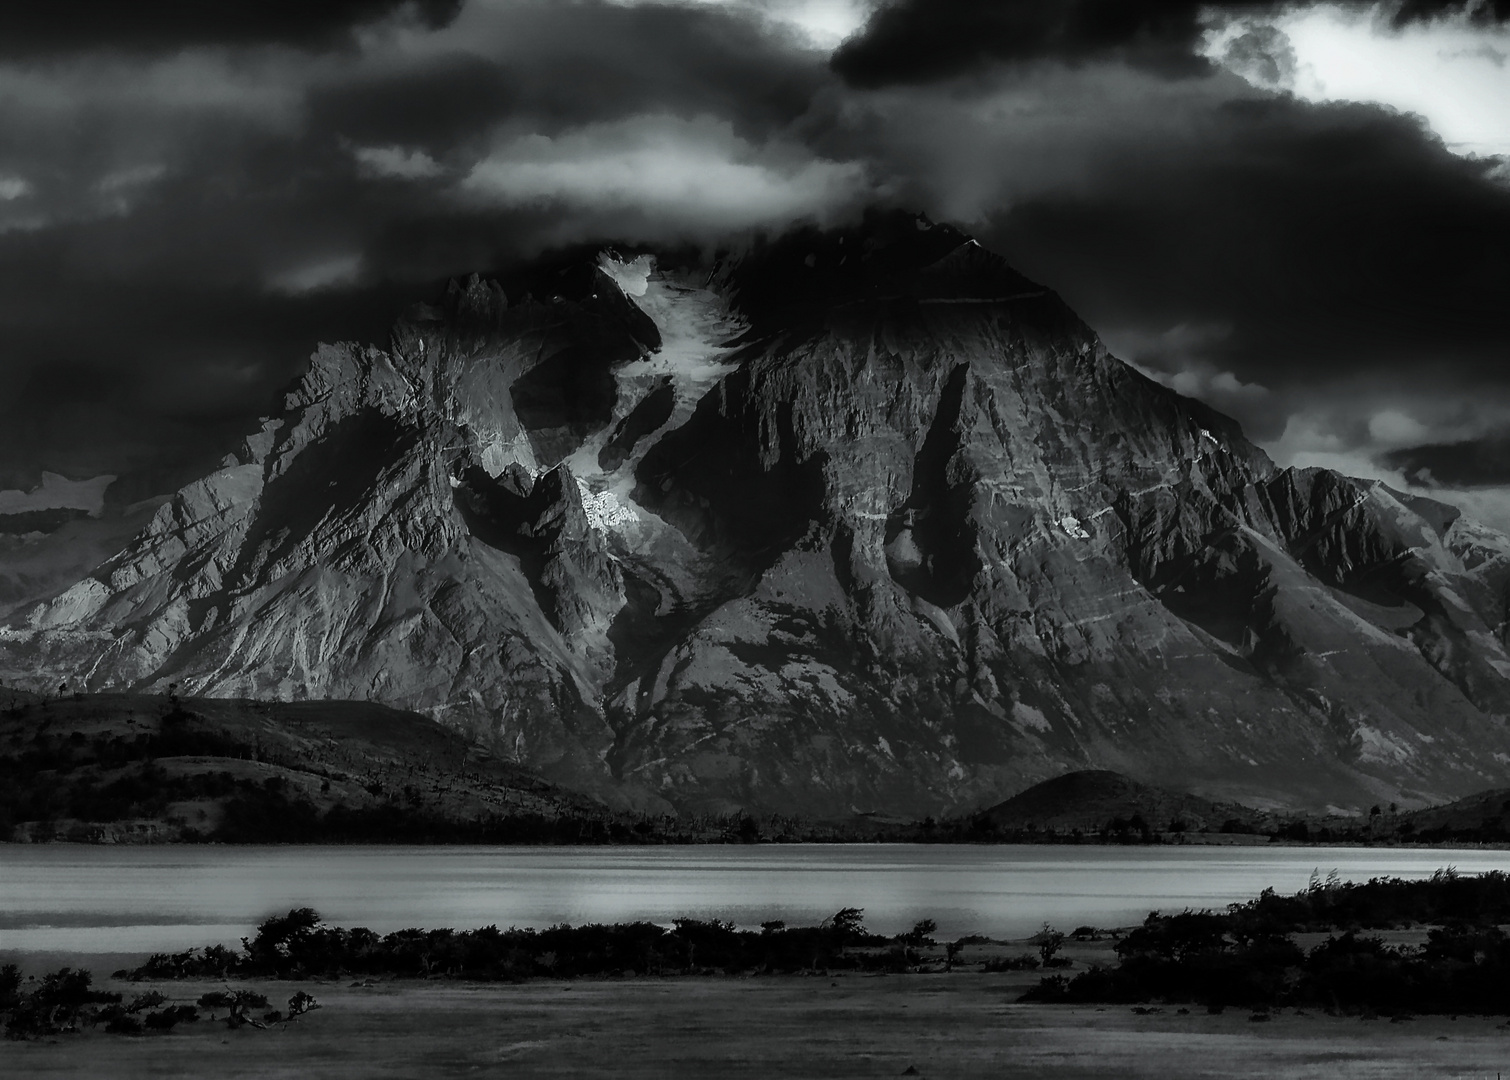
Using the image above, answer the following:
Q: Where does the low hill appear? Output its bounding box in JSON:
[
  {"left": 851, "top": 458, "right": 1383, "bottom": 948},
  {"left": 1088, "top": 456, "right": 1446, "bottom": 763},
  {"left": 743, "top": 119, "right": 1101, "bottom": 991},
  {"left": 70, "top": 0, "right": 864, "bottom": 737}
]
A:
[
  {"left": 1364, "top": 786, "right": 1510, "bottom": 844},
  {"left": 0, "top": 688, "right": 630, "bottom": 843},
  {"left": 978, "top": 770, "right": 1273, "bottom": 838}
]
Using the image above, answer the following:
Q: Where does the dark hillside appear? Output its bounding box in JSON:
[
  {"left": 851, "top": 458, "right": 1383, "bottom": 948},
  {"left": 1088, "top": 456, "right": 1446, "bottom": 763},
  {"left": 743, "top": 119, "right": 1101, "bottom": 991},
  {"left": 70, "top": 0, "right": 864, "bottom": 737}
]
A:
[
  {"left": 0, "top": 689, "right": 621, "bottom": 843},
  {"left": 978, "top": 770, "right": 1273, "bottom": 838}
]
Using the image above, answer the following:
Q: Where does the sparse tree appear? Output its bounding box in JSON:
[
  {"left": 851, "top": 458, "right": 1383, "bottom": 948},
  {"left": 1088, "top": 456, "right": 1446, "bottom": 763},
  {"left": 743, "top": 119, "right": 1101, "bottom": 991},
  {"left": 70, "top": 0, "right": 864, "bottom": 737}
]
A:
[
  {"left": 945, "top": 939, "right": 966, "bottom": 971},
  {"left": 197, "top": 989, "right": 270, "bottom": 1029},
  {"left": 285, "top": 991, "right": 320, "bottom": 1019},
  {"left": 1033, "top": 923, "right": 1066, "bottom": 967},
  {"left": 899, "top": 919, "right": 937, "bottom": 947}
]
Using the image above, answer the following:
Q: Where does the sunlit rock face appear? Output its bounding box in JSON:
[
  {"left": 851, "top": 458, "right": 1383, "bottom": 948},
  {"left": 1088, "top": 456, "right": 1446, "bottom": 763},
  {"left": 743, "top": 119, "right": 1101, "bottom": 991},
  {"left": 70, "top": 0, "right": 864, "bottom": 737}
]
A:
[{"left": 6, "top": 212, "right": 1510, "bottom": 816}]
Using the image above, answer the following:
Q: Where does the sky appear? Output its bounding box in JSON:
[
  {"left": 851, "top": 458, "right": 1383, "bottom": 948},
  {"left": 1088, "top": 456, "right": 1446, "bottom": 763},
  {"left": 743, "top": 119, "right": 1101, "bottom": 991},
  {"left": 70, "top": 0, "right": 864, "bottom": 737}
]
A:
[{"left": 0, "top": 0, "right": 1508, "bottom": 525}]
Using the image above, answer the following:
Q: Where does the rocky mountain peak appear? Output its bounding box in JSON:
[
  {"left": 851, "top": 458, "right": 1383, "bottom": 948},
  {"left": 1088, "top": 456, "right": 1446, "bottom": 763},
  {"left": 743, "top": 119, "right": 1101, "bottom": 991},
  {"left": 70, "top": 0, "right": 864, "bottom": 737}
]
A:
[{"left": 4, "top": 217, "right": 1510, "bottom": 817}]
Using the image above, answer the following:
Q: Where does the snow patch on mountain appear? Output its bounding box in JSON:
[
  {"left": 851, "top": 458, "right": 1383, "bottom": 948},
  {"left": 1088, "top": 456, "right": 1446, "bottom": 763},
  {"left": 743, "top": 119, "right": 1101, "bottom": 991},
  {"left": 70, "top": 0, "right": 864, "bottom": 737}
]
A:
[{"left": 576, "top": 477, "right": 638, "bottom": 532}]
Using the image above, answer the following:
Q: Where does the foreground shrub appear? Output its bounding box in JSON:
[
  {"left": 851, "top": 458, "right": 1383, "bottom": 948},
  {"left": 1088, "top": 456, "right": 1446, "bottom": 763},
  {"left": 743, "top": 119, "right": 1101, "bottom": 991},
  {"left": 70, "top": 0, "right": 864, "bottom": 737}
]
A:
[
  {"left": 2, "top": 965, "right": 319, "bottom": 1038},
  {"left": 3, "top": 968, "right": 120, "bottom": 1039},
  {"left": 121, "top": 907, "right": 905, "bottom": 983},
  {"left": 1022, "top": 871, "right": 1510, "bottom": 1016}
]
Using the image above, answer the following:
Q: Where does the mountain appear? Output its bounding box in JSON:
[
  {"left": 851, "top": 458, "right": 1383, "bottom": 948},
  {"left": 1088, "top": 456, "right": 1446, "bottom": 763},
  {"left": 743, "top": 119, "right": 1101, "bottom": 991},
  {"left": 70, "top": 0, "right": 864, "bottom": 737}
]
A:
[{"left": 4, "top": 210, "right": 1510, "bottom": 818}]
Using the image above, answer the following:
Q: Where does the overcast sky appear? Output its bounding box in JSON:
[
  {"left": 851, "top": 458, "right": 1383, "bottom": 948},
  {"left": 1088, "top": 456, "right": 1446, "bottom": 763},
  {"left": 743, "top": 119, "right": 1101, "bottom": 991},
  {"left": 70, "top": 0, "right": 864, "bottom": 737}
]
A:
[{"left": 1, "top": 0, "right": 1508, "bottom": 524}]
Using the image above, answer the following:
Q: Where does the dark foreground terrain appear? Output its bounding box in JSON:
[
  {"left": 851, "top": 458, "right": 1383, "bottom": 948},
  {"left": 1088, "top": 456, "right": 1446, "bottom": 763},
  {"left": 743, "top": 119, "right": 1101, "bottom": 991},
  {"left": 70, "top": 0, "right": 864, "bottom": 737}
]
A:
[{"left": 5, "top": 972, "right": 1509, "bottom": 1079}]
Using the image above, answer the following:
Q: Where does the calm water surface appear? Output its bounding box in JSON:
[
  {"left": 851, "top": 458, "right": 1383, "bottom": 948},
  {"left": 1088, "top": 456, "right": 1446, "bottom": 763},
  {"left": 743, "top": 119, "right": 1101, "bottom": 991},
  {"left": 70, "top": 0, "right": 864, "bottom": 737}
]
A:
[{"left": 4, "top": 844, "right": 1509, "bottom": 957}]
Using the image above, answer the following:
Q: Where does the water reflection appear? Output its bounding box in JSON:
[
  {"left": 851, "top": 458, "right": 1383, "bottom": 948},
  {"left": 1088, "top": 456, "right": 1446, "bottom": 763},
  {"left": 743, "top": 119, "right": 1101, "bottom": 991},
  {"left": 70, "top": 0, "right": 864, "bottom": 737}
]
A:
[{"left": 3, "top": 844, "right": 1509, "bottom": 955}]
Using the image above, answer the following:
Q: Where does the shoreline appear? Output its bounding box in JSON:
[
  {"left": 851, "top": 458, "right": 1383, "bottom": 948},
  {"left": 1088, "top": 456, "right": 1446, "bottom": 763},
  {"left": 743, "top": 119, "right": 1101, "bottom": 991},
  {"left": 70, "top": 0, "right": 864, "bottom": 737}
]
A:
[{"left": 8, "top": 834, "right": 1510, "bottom": 850}]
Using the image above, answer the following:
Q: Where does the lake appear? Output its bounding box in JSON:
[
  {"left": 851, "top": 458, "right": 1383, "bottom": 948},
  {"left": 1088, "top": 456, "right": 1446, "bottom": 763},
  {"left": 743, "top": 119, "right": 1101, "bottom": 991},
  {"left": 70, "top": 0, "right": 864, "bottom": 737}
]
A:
[{"left": 3, "top": 844, "right": 1509, "bottom": 959}]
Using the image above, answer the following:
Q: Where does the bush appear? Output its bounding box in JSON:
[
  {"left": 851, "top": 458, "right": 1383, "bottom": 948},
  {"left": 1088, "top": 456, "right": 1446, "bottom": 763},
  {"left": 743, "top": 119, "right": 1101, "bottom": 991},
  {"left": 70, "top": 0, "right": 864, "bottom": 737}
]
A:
[
  {"left": 198, "top": 990, "right": 270, "bottom": 1028},
  {"left": 121, "top": 907, "right": 908, "bottom": 985},
  {"left": 0, "top": 965, "right": 19, "bottom": 1011},
  {"left": 103, "top": 1013, "right": 142, "bottom": 1035},
  {"left": 1017, "top": 871, "right": 1510, "bottom": 1015},
  {"left": 143, "top": 1005, "right": 198, "bottom": 1032},
  {"left": 982, "top": 954, "right": 1040, "bottom": 972},
  {"left": 126, "top": 990, "right": 167, "bottom": 1013},
  {"left": 3, "top": 967, "right": 121, "bottom": 1040}
]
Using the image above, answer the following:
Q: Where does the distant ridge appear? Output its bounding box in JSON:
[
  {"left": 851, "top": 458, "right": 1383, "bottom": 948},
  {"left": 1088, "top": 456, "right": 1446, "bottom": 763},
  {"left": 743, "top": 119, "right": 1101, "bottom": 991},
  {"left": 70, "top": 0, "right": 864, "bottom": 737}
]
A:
[{"left": 980, "top": 770, "right": 1267, "bottom": 835}]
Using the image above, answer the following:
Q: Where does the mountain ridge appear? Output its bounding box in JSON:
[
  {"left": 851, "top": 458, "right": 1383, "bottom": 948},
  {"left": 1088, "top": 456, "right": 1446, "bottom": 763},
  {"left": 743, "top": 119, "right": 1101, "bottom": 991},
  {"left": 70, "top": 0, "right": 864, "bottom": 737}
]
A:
[{"left": 4, "top": 210, "right": 1510, "bottom": 817}]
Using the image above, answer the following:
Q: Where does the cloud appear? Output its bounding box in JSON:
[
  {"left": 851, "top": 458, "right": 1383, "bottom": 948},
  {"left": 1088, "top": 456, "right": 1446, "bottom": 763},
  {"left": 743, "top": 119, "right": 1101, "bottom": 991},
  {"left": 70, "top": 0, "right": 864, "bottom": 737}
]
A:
[
  {"left": 462, "top": 114, "right": 872, "bottom": 237},
  {"left": 353, "top": 144, "right": 445, "bottom": 180},
  {"left": 0, "top": 0, "right": 463, "bottom": 57},
  {"left": 1214, "top": 22, "right": 1299, "bottom": 87},
  {"left": 830, "top": 0, "right": 1238, "bottom": 87},
  {"left": 1208, "top": 4, "right": 1510, "bottom": 156},
  {"left": 0, "top": 0, "right": 1506, "bottom": 539},
  {"left": 1368, "top": 408, "right": 1432, "bottom": 448},
  {"left": 0, "top": 1, "right": 849, "bottom": 493},
  {"left": 605, "top": 0, "right": 879, "bottom": 50},
  {"left": 1131, "top": 359, "right": 1271, "bottom": 405},
  {"left": 269, "top": 253, "right": 366, "bottom": 294},
  {"left": 828, "top": 0, "right": 1510, "bottom": 91},
  {"left": 0, "top": 176, "right": 29, "bottom": 201},
  {"left": 1391, "top": 0, "right": 1510, "bottom": 28},
  {"left": 358, "top": 0, "right": 831, "bottom": 140},
  {"left": 96, "top": 164, "right": 168, "bottom": 193},
  {"left": 1384, "top": 435, "right": 1510, "bottom": 487},
  {"left": 0, "top": 472, "right": 114, "bottom": 516},
  {"left": 956, "top": 85, "right": 1510, "bottom": 444},
  {"left": 1108, "top": 320, "right": 1271, "bottom": 419}
]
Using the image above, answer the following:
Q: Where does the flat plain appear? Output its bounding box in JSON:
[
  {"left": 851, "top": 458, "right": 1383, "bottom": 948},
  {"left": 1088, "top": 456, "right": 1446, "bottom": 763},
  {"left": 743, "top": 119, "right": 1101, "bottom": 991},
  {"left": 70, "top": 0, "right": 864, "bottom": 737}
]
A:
[{"left": 6, "top": 971, "right": 1510, "bottom": 1079}]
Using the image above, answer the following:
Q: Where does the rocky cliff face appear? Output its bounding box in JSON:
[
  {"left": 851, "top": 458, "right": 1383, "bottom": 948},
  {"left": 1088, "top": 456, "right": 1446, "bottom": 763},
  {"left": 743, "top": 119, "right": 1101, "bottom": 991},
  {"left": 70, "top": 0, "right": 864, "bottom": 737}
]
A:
[{"left": 5, "top": 212, "right": 1510, "bottom": 816}]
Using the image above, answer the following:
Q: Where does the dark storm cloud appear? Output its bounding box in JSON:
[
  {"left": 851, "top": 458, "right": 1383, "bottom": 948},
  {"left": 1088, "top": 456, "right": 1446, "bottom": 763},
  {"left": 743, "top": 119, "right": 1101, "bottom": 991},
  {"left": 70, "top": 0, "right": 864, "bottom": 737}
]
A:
[
  {"left": 1391, "top": 0, "right": 1510, "bottom": 27},
  {"left": 0, "top": 1, "right": 849, "bottom": 494},
  {"left": 831, "top": 0, "right": 1510, "bottom": 89},
  {"left": 305, "top": 2, "right": 826, "bottom": 152},
  {"left": 806, "top": 47, "right": 1510, "bottom": 434},
  {"left": 0, "top": 212, "right": 433, "bottom": 494},
  {"left": 1384, "top": 437, "right": 1510, "bottom": 488},
  {"left": 3, "top": 0, "right": 1510, "bottom": 532},
  {"left": 954, "top": 90, "right": 1510, "bottom": 442},
  {"left": 0, "top": 0, "right": 463, "bottom": 56},
  {"left": 830, "top": 0, "right": 1276, "bottom": 86}
]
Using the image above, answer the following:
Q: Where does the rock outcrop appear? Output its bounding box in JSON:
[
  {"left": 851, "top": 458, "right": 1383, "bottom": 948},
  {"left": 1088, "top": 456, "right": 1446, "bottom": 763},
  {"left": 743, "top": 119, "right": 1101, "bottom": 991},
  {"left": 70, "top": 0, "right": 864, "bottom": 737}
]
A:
[{"left": 5, "top": 212, "right": 1510, "bottom": 817}]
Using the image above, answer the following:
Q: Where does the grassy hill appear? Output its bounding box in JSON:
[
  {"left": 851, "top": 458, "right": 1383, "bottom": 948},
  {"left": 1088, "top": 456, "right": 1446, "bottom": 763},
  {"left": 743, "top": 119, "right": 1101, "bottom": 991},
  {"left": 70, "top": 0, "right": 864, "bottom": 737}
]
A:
[
  {"left": 974, "top": 770, "right": 1276, "bottom": 841},
  {"left": 1361, "top": 787, "right": 1510, "bottom": 844},
  {"left": 0, "top": 688, "right": 638, "bottom": 843}
]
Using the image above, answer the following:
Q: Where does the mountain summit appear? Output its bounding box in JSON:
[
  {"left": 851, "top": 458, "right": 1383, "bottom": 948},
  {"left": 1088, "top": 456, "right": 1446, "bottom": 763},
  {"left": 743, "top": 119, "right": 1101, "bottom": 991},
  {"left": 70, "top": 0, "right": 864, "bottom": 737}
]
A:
[{"left": 5, "top": 211, "right": 1510, "bottom": 816}]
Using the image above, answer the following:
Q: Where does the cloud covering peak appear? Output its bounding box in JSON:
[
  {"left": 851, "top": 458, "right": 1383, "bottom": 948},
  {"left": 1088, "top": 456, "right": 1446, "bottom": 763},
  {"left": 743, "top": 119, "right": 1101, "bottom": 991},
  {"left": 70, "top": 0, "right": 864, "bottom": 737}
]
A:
[{"left": 0, "top": 0, "right": 1507, "bottom": 530}]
